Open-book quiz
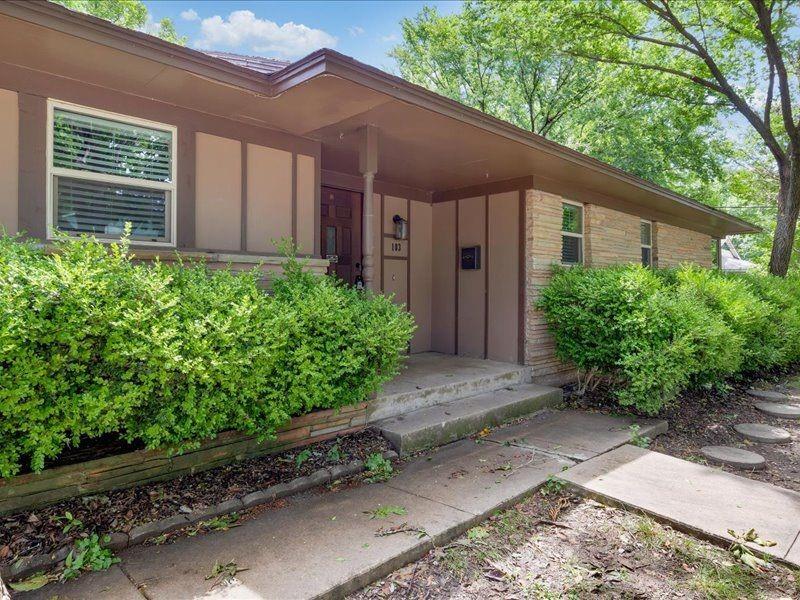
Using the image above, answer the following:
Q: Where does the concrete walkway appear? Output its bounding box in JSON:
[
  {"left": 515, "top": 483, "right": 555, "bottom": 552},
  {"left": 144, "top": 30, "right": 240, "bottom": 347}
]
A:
[
  {"left": 560, "top": 444, "right": 800, "bottom": 566},
  {"left": 23, "top": 409, "right": 664, "bottom": 600}
]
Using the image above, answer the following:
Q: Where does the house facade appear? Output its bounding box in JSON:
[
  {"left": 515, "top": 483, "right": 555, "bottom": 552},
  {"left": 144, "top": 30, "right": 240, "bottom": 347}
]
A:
[{"left": 0, "top": 1, "right": 757, "bottom": 385}]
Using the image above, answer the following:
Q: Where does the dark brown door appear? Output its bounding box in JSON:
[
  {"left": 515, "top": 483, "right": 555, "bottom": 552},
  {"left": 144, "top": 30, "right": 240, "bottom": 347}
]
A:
[{"left": 321, "top": 186, "right": 362, "bottom": 284}]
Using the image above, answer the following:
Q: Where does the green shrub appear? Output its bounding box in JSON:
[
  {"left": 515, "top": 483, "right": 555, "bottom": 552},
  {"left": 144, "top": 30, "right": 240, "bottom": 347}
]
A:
[
  {"left": 0, "top": 234, "right": 414, "bottom": 477},
  {"left": 538, "top": 264, "right": 800, "bottom": 414}
]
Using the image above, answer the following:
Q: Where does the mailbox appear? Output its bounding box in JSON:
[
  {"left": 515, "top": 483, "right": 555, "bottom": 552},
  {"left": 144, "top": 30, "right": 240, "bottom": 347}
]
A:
[{"left": 460, "top": 245, "right": 481, "bottom": 270}]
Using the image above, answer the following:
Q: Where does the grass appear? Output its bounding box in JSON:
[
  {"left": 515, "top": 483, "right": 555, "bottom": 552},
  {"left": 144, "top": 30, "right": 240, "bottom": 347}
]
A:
[
  {"left": 629, "top": 516, "right": 767, "bottom": 600},
  {"left": 364, "top": 504, "right": 406, "bottom": 519},
  {"left": 690, "top": 563, "right": 760, "bottom": 599},
  {"left": 365, "top": 496, "right": 793, "bottom": 599}
]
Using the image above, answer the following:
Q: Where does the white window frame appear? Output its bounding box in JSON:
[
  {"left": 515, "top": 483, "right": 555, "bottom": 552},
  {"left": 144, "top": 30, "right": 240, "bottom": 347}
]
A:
[
  {"left": 46, "top": 99, "right": 178, "bottom": 247},
  {"left": 641, "top": 219, "right": 653, "bottom": 267},
  {"left": 561, "top": 199, "right": 584, "bottom": 265}
]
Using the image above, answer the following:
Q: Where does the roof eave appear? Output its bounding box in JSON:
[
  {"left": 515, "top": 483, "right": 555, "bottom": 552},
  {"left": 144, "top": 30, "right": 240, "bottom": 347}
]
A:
[
  {"left": 0, "top": 0, "right": 272, "bottom": 93},
  {"left": 1, "top": 2, "right": 759, "bottom": 236},
  {"left": 284, "top": 49, "right": 759, "bottom": 236}
]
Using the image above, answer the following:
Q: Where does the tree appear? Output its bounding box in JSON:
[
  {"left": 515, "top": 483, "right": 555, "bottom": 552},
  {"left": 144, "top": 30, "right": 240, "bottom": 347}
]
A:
[
  {"left": 391, "top": 1, "right": 728, "bottom": 215},
  {"left": 51, "top": 0, "right": 186, "bottom": 45},
  {"left": 554, "top": 0, "right": 800, "bottom": 276}
]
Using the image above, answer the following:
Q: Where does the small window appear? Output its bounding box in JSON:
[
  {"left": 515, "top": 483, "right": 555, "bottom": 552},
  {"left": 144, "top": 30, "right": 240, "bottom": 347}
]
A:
[
  {"left": 47, "top": 101, "right": 176, "bottom": 245},
  {"left": 561, "top": 202, "right": 583, "bottom": 265},
  {"left": 641, "top": 220, "right": 653, "bottom": 267}
]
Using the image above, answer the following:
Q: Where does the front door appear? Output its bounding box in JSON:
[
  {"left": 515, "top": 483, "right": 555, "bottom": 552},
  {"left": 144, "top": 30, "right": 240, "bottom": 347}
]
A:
[{"left": 321, "top": 186, "right": 362, "bottom": 284}]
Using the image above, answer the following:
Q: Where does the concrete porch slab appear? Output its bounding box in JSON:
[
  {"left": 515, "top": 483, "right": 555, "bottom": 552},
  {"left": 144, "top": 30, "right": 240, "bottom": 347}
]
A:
[
  {"left": 560, "top": 444, "right": 800, "bottom": 565},
  {"left": 370, "top": 352, "right": 531, "bottom": 422},
  {"left": 377, "top": 383, "right": 561, "bottom": 455},
  {"left": 386, "top": 438, "right": 572, "bottom": 517},
  {"left": 487, "top": 409, "right": 668, "bottom": 461}
]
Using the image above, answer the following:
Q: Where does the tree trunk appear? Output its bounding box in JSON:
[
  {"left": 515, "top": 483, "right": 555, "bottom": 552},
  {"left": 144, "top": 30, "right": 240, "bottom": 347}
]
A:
[{"left": 769, "top": 156, "right": 800, "bottom": 276}]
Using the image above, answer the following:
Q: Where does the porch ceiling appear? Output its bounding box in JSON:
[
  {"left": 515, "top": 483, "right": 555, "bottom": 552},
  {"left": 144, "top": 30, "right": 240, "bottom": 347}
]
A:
[{"left": 0, "top": 1, "right": 758, "bottom": 237}]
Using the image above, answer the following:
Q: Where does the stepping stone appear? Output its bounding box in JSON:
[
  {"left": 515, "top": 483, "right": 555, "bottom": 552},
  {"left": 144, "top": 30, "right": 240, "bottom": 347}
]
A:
[
  {"left": 747, "top": 388, "right": 799, "bottom": 402},
  {"left": 754, "top": 402, "right": 800, "bottom": 420},
  {"left": 734, "top": 423, "right": 792, "bottom": 444},
  {"left": 700, "top": 446, "right": 766, "bottom": 470}
]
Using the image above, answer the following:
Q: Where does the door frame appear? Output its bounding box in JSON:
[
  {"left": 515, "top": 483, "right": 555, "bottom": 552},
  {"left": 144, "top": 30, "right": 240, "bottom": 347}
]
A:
[{"left": 320, "top": 185, "right": 363, "bottom": 284}]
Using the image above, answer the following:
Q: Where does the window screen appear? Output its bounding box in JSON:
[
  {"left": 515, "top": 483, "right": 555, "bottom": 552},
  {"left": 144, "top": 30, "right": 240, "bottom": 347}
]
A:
[
  {"left": 50, "top": 105, "right": 175, "bottom": 243},
  {"left": 561, "top": 203, "right": 583, "bottom": 265},
  {"left": 641, "top": 221, "right": 653, "bottom": 266}
]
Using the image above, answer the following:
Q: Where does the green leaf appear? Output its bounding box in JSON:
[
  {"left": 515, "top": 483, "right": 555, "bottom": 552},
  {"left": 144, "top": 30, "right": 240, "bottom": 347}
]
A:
[{"left": 9, "top": 573, "right": 55, "bottom": 591}]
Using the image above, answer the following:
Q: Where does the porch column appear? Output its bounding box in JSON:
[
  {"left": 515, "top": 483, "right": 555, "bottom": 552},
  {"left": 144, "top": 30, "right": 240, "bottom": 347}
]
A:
[
  {"left": 362, "top": 171, "right": 376, "bottom": 289},
  {"left": 359, "top": 125, "right": 379, "bottom": 290}
]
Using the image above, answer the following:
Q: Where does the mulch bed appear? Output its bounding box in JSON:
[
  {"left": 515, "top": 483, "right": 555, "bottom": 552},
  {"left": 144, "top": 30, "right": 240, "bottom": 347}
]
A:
[
  {"left": 570, "top": 369, "right": 800, "bottom": 492},
  {"left": 0, "top": 428, "right": 389, "bottom": 566}
]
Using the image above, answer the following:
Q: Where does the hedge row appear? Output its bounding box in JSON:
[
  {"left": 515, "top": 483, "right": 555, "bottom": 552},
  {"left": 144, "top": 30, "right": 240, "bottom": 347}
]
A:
[
  {"left": 0, "top": 235, "right": 415, "bottom": 477},
  {"left": 538, "top": 265, "right": 800, "bottom": 414}
]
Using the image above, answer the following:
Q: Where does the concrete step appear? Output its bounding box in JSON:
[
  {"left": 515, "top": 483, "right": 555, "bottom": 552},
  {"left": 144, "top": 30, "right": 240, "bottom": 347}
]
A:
[
  {"left": 376, "top": 383, "right": 562, "bottom": 455},
  {"left": 369, "top": 354, "right": 532, "bottom": 422}
]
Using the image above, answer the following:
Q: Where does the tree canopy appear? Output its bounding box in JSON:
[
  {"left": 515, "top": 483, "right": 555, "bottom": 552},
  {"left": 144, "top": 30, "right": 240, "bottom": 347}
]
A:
[
  {"left": 51, "top": 0, "right": 186, "bottom": 45},
  {"left": 392, "top": 0, "right": 800, "bottom": 274}
]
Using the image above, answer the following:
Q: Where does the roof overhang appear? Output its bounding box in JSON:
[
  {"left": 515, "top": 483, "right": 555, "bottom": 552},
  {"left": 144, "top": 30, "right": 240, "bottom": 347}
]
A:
[{"left": 0, "top": 0, "right": 759, "bottom": 237}]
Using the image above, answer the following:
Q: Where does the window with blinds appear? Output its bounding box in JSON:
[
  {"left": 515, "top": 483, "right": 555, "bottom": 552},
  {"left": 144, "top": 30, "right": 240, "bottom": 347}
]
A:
[
  {"left": 641, "top": 220, "right": 653, "bottom": 267},
  {"left": 48, "top": 102, "right": 176, "bottom": 244},
  {"left": 561, "top": 202, "right": 583, "bottom": 265}
]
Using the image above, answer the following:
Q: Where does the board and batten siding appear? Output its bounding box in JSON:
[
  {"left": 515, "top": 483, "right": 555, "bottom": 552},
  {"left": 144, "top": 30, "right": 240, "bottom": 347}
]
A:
[
  {"left": 195, "top": 134, "right": 318, "bottom": 255},
  {"left": 0, "top": 88, "right": 17, "bottom": 235},
  {"left": 195, "top": 133, "right": 242, "bottom": 251},
  {"left": 427, "top": 191, "right": 522, "bottom": 362},
  {"left": 246, "top": 144, "right": 292, "bottom": 254},
  {"left": 430, "top": 200, "right": 457, "bottom": 354},
  {"left": 0, "top": 62, "right": 320, "bottom": 255}
]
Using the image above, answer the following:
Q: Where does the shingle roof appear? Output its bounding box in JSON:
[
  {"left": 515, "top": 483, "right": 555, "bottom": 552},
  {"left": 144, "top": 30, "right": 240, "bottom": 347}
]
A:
[{"left": 203, "top": 51, "right": 290, "bottom": 76}]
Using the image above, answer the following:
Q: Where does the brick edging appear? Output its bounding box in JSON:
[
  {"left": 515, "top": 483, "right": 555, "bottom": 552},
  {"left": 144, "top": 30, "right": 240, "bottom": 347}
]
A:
[{"left": 1, "top": 450, "right": 398, "bottom": 582}]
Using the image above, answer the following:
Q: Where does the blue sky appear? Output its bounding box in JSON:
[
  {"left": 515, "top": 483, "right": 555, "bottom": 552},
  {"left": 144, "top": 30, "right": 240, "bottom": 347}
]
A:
[{"left": 144, "top": 1, "right": 462, "bottom": 71}]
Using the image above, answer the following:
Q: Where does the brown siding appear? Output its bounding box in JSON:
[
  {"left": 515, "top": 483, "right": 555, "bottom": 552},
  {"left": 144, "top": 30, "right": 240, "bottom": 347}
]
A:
[
  {"left": 655, "top": 222, "right": 713, "bottom": 268},
  {"left": 1, "top": 61, "right": 320, "bottom": 254},
  {"left": 431, "top": 201, "right": 456, "bottom": 354},
  {"left": 383, "top": 258, "right": 408, "bottom": 306},
  {"left": 410, "top": 200, "right": 432, "bottom": 353},
  {"left": 487, "top": 191, "right": 519, "bottom": 363},
  {"left": 17, "top": 93, "right": 46, "bottom": 239},
  {"left": 381, "top": 195, "right": 409, "bottom": 309},
  {"left": 195, "top": 133, "right": 242, "bottom": 251},
  {"left": 296, "top": 154, "right": 316, "bottom": 254},
  {"left": 0, "top": 88, "right": 17, "bottom": 234},
  {"left": 246, "top": 144, "right": 292, "bottom": 254},
  {"left": 584, "top": 203, "right": 641, "bottom": 267},
  {"left": 457, "top": 195, "right": 486, "bottom": 359},
  {"left": 372, "top": 192, "right": 382, "bottom": 290}
]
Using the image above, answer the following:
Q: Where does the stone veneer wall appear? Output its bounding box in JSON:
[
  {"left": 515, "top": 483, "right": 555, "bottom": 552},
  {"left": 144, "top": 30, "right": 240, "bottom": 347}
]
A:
[
  {"left": 0, "top": 403, "right": 367, "bottom": 514},
  {"left": 524, "top": 189, "right": 577, "bottom": 385},
  {"left": 654, "top": 222, "right": 714, "bottom": 268},
  {"left": 523, "top": 189, "right": 715, "bottom": 386},
  {"left": 584, "top": 204, "right": 641, "bottom": 267}
]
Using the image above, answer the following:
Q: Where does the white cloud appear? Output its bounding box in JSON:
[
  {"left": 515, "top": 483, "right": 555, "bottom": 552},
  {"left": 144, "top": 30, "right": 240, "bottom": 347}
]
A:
[
  {"left": 380, "top": 33, "right": 399, "bottom": 43},
  {"left": 348, "top": 25, "right": 365, "bottom": 37},
  {"left": 181, "top": 9, "right": 200, "bottom": 22},
  {"left": 139, "top": 14, "right": 161, "bottom": 36},
  {"left": 194, "top": 10, "right": 337, "bottom": 58}
]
